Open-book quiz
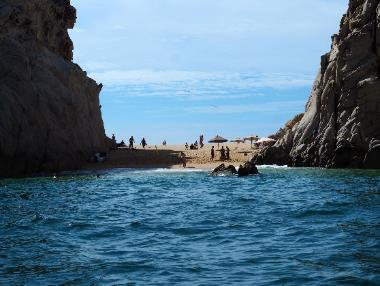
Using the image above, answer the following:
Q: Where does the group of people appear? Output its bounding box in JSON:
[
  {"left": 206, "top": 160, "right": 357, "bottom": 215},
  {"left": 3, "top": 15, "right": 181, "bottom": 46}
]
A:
[
  {"left": 185, "top": 135, "right": 205, "bottom": 150},
  {"left": 112, "top": 134, "right": 148, "bottom": 149},
  {"left": 185, "top": 141, "right": 199, "bottom": 150},
  {"left": 210, "top": 146, "right": 230, "bottom": 161}
]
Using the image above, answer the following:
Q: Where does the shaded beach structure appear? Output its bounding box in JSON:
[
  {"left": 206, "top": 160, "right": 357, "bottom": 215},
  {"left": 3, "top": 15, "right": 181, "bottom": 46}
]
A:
[
  {"left": 244, "top": 135, "right": 259, "bottom": 148},
  {"left": 256, "top": 137, "right": 276, "bottom": 147},
  {"left": 230, "top": 138, "right": 245, "bottom": 144},
  {"left": 209, "top": 135, "right": 228, "bottom": 149}
]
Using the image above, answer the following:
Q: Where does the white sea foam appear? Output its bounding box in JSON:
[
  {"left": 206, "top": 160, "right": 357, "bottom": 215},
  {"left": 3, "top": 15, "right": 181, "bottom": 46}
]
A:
[
  {"left": 132, "top": 168, "right": 205, "bottom": 174},
  {"left": 257, "top": 165, "right": 289, "bottom": 169}
]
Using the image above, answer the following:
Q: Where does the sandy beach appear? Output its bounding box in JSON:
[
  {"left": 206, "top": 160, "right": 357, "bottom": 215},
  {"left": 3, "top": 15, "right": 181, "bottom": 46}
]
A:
[{"left": 85, "top": 142, "right": 260, "bottom": 171}]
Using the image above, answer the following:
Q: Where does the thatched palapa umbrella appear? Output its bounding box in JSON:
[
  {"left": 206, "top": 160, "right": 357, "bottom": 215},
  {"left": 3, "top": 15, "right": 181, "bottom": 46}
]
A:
[
  {"left": 230, "top": 138, "right": 244, "bottom": 144},
  {"left": 244, "top": 135, "right": 259, "bottom": 147},
  {"left": 209, "top": 135, "right": 228, "bottom": 149}
]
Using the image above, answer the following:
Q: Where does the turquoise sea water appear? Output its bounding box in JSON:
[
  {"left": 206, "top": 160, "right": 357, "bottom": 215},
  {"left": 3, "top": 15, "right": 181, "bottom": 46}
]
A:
[{"left": 0, "top": 167, "right": 379, "bottom": 285}]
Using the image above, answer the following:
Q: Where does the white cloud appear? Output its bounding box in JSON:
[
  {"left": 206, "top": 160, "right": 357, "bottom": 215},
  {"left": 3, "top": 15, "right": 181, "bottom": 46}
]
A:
[
  {"left": 187, "top": 100, "right": 306, "bottom": 114},
  {"left": 93, "top": 70, "right": 314, "bottom": 102},
  {"left": 90, "top": 69, "right": 314, "bottom": 89}
]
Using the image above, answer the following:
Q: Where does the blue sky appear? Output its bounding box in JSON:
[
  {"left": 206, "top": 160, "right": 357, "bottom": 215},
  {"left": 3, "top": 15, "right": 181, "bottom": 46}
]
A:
[{"left": 70, "top": 0, "right": 348, "bottom": 144}]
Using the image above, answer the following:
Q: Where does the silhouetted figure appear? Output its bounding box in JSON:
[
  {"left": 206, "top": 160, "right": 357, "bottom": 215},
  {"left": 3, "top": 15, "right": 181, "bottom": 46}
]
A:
[
  {"left": 220, "top": 146, "right": 226, "bottom": 161},
  {"left": 110, "top": 134, "right": 117, "bottom": 150},
  {"left": 180, "top": 152, "right": 187, "bottom": 168},
  {"left": 129, "top": 136, "right": 135, "bottom": 149},
  {"left": 200, "top": 135, "right": 204, "bottom": 148},
  {"left": 163, "top": 140, "right": 167, "bottom": 146},
  {"left": 185, "top": 142, "right": 189, "bottom": 150},
  {"left": 211, "top": 146, "right": 215, "bottom": 160},
  {"left": 226, "top": 146, "right": 230, "bottom": 160},
  {"left": 141, "top": 138, "right": 147, "bottom": 149}
]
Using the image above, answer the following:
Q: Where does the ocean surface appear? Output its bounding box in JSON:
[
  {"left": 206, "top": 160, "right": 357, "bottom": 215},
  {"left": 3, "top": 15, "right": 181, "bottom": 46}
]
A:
[{"left": 0, "top": 167, "right": 379, "bottom": 285}]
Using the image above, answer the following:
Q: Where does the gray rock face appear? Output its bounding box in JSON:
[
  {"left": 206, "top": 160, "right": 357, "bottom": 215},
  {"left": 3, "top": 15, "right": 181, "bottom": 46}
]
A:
[
  {"left": 0, "top": 0, "right": 107, "bottom": 177},
  {"left": 257, "top": 0, "right": 380, "bottom": 169}
]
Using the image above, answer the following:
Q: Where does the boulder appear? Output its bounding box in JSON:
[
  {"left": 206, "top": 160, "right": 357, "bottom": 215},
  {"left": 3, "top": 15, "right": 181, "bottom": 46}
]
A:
[
  {"left": 252, "top": 146, "right": 289, "bottom": 166},
  {"left": 237, "top": 160, "right": 259, "bottom": 177},
  {"left": 211, "top": 164, "right": 238, "bottom": 176}
]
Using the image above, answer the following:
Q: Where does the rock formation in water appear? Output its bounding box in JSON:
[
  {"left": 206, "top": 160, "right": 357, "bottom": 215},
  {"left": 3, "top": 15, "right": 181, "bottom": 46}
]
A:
[
  {"left": 211, "top": 160, "right": 259, "bottom": 177},
  {"left": 0, "top": 0, "right": 107, "bottom": 177},
  {"left": 255, "top": 0, "right": 380, "bottom": 169}
]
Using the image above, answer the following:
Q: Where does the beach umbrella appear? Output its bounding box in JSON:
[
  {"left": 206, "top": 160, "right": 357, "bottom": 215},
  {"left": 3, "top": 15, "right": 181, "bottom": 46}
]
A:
[
  {"left": 257, "top": 137, "right": 276, "bottom": 143},
  {"left": 256, "top": 137, "right": 276, "bottom": 146},
  {"left": 209, "top": 135, "right": 228, "bottom": 149},
  {"left": 230, "top": 138, "right": 244, "bottom": 144},
  {"left": 244, "top": 135, "right": 259, "bottom": 147}
]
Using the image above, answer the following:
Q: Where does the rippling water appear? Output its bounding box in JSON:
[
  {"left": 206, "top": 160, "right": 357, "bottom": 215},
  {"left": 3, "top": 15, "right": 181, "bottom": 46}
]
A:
[{"left": 1, "top": 167, "right": 380, "bottom": 285}]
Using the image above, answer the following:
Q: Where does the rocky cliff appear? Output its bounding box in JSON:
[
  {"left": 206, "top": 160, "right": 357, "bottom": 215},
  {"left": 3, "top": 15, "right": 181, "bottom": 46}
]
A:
[
  {"left": 0, "top": 0, "right": 107, "bottom": 177},
  {"left": 255, "top": 0, "right": 380, "bottom": 169}
]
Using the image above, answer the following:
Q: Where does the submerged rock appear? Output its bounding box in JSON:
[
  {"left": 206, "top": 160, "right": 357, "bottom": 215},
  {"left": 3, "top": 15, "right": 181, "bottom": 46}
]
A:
[
  {"left": 211, "top": 160, "right": 259, "bottom": 177},
  {"left": 0, "top": 0, "right": 107, "bottom": 177},
  {"left": 211, "top": 164, "right": 237, "bottom": 176},
  {"left": 255, "top": 0, "right": 380, "bottom": 169},
  {"left": 237, "top": 160, "right": 259, "bottom": 177}
]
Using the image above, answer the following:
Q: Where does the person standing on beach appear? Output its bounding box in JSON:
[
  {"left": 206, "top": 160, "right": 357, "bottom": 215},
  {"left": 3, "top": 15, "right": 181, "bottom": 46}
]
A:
[
  {"left": 220, "top": 146, "right": 226, "bottom": 161},
  {"left": 211, "top": 146, "right": 215, "bottom": 160},
  {"left": 141, "top": 138, "right": 147, "bottom": 149},
  {"left": 226, "top": 146, "right": 230, "bottom": 160},
  {"left": 180, "top": 152, "right": 187, "bottom": 168},
  {"left": 129, "top": 136, "right": 135, "bottom": 149},
  {"left": 200, "top": 135, "right": 204, "bottom": 148}
]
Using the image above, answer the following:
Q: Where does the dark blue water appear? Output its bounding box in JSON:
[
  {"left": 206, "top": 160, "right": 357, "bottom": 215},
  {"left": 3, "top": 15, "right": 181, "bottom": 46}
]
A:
[{"left": 1, "top": 167, "right": 379, "bottom": 285}]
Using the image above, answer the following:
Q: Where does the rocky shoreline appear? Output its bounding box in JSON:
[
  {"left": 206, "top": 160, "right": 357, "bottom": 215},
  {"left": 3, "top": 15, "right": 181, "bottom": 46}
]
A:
[
  {"left": 253, "top": 0, "right": 380, "bottom": 169},
  {"left": 1, "top": 0, "right": 380, "bottom": 178}
]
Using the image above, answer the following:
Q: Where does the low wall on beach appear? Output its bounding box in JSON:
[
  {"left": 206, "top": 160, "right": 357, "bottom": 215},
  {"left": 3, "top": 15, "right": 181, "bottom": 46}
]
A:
[{"left": 0, "top": 0, "right": 108, "bottom": 177}]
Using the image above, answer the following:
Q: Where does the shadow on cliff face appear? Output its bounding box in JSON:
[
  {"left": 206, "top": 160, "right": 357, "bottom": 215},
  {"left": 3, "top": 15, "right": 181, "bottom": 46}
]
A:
[
  {"left": 84, "top": 149, "right": 183, "bottom": 169},
  {"left": 0, "top": 0, "right": 107, "bottom": 177},
  {"left": 253, "top": 0, "right": 380, "bottom": 169}
]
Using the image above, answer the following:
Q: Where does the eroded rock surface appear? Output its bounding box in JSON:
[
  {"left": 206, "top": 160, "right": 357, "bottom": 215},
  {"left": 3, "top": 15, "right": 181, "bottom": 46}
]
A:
[
  {"left": 211, "top": 161, "right": 259, "bottom": 177},
  {"left": 211, "top": 164, "right": 238, "bottom": 176},
  {"left": 256, "top": 0, "right": 380, "bottom": 169},
  {"left": 0, "top": 0, "right": 107, "bottom": 177}
]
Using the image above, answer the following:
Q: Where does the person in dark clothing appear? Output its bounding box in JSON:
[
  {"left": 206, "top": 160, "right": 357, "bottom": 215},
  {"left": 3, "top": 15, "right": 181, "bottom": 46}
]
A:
[
  {"left": 226, "top": 146, "right": 230, "bottom": 160},
  {"left": 220, "top": 146, "right": 226, "bottom": 161},
  {"left": 117, "top": 140, "right": 126, "bottom": 147},
  {"left": 211, "top": 146, "right": 215, "bottom": 160},
  {"left": 180, "top": 152, "right": 187, "bottom": 168},
  {"left": 141, "top": 138, "right": 147, "bottom": 149},
  {"left": 129, "top": 136, "right": 135, "bottom": 149}
]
